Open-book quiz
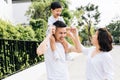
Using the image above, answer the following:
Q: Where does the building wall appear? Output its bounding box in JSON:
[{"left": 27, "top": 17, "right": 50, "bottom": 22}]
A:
[
  {"left": 0, "top": 0, "right": 13, "bottom": 22},
  {"left": 0, "top": 0, "right": 31, "bottom": 24},
  {"left": 12, "top": 1, "right": 31, "bottom": 24}
]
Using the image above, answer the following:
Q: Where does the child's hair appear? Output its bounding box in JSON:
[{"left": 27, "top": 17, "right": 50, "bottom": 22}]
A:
[
  {"left": 53, "top": 20, "right": 66, "bottom": 28},
  {"left": 50, "top": 1, "right": 62, "bottom": 10}
]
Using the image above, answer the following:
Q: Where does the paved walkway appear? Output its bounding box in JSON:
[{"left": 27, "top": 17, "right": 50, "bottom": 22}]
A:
[{"left": 39, "top": 45, "right": 120, "bottom": 80}]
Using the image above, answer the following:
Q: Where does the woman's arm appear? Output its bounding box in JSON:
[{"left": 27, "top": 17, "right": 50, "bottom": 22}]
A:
[{"left": 67, "top": 27, "right": 82, "bottom": 53}]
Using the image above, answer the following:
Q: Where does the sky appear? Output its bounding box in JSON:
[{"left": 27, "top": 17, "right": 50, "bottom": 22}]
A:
[{"left": 69, "top": 0, "right": 120, "bottom": 27}]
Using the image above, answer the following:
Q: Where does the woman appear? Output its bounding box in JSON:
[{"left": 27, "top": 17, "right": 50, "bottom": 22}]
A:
[{"left": 79, "top": 28, "right": 114, "bottom": 80}]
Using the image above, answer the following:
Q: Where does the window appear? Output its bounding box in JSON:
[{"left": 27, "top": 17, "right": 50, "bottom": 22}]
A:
[{"left": 12, "top": 0, "right": 31, "bottom": 3}]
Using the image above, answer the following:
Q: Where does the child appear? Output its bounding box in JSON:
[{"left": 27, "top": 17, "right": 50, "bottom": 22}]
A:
[
  {"left": 46, "top": 1, "right": 65, "bottom": 35},
  {"left": 47, "top": 1, "right": 73, "bottom": 61},
  {"left": 48, "top": 1, "right": 65, "bottom": 27}
]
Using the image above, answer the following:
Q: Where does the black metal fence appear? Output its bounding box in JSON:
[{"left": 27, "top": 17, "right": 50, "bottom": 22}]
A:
[{"left": 0, "top": 39, "right": 44, "bottom": 79}]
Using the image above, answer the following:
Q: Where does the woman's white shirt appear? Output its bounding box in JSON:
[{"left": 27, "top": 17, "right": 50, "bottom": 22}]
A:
[{"left": 82, "top": 46, "right": 114, "bottom": 80}]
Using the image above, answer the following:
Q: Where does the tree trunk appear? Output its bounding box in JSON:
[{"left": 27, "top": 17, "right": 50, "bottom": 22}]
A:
[{"left": 88, "top": 21, "right": 92, "bottom": 46}]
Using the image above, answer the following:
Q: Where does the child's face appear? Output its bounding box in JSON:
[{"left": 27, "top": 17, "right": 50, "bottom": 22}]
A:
[{"left": 51, "top": 8, "right": 62, "bottom": 18}]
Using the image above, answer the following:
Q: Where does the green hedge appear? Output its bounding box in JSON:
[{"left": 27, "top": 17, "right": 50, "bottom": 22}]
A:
[
  {"left": 0, "top": 18, "right": 47, "bottom": 41},
  {"left": 30, "top": 18, "right": 47, "bottom": 42},
  {"left": 0, "top": 19, "right": 36, "bottom": 40},
  {"left": 0, "top": 19, "right": 47, "bottom": 79}
]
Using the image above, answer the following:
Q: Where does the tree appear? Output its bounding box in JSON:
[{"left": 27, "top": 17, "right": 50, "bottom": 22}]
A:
[
  {"left": 74, "top": 3, "right": 100, "bottom": 45},
  {"left": 107, "top": 20, "right": 120, "bottom": 44},
  {"left": 26, "top": 0, "right": 52, "bottom": 20},
  {"left": 26, "top": 0, "right": 72, "bottom": 22}
]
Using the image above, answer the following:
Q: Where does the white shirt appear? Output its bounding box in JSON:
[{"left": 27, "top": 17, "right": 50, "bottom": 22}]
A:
[
  {"left": 44, "top": 41, "right": 70, "bottom": 80},
  {"left": 48, "top": 15, "right": 65, "bottom": 26},
  {"left": 46, "top": 15, "right": 65, "bottom": 35},
  {"left": 82, "top": 46, "right": 114, "bottom": 80}
]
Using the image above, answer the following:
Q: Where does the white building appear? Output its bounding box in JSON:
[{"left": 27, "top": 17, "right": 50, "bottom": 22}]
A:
[
  {"left": 0, "top": 0, "right": 31, "bottom": 24},
  {"left": 0, "top": 0, "right": 13, "bottom": 22}
]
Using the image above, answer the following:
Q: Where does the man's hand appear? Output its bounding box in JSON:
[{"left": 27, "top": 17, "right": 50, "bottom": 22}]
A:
[{"left": 61, "top": 39, "right": 69, "bottom": 53}]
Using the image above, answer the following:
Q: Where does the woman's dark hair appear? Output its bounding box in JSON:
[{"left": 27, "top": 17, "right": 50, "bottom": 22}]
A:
[
  {"left": 53, "top": 20, "right": 66, "bottom": 28},
  {"left": 97, "top": 28, "right": 113, "bottom": 52},
  {"left": 50, "top": 1, "right": 62, "bottom": 10}
]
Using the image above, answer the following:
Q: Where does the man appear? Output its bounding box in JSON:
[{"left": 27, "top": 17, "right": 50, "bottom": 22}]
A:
[{"left": 37, "top": 20, "right": 80, "bottom": 80}]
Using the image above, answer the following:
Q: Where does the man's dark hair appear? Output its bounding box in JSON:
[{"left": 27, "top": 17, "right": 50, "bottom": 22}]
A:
[
  {"left": 53, "top": 20, "right": 66, "bottom": 28},
  {"left": 50, "top": 1, "right": 62, "bottom": 10},
  {"left": 97, "top": 28, "right": 113, "bottom": 52}
]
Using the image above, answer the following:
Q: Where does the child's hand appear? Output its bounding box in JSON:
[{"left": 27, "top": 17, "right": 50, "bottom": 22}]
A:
[
  {"left": 66, "top": 27, "right": 78, "bottom": 38},
  {"left": 70, "top": 27, "right": 78, "bottom": 36},
  {"left": 50, "top": 35, "right": 56, "bottom": 51},
  {"left": 48, "top": 26, "right": 56, "bottom": 36}
]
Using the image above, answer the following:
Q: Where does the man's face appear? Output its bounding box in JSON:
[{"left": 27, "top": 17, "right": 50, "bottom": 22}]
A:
[
  {"left": 54, "top": 27, "right": 66, "bottom": 42},
  {"left": 51, "top": 8, "right": 62, "bottom": 18}
]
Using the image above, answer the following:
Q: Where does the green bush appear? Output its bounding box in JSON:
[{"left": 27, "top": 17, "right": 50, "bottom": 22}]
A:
[
  {"left": 30, "top": 18, "right": 47, "bottom": 41},
  {"left": 0, "top": 19, "right": 20, "bottom": 39},
  {"left": 0, "top": 19, "right": 45, "bottom": 79},
  {"left": 16, "top": 25, "right": 36, "bottom": 41},
  {"left": 107, "top": 20, "right": 120, "bottom": 44},
  {"left": 30, "top": 18, "right": 47, "bottom": 30},
  {"left": 35, "top": 29, "right": 46, "bottom": 41},
  {"left": 0, "top": 19, "right": 37, "bottom": 41}
]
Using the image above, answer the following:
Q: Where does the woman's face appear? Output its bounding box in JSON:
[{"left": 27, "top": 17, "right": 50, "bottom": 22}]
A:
[{"left": 91, "top": 31, "right": 99, "bottom": 46}]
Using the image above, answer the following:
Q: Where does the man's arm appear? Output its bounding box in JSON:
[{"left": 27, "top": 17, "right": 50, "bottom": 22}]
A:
[
  {"left": 67, "top": 27, "right": 82, "bottom": 53},
  {"left": 36, "top": 34, "right": 51, "bottom": 56},
  {"left": 37, "top": 27, "right": 55, "bottom": 55}
]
